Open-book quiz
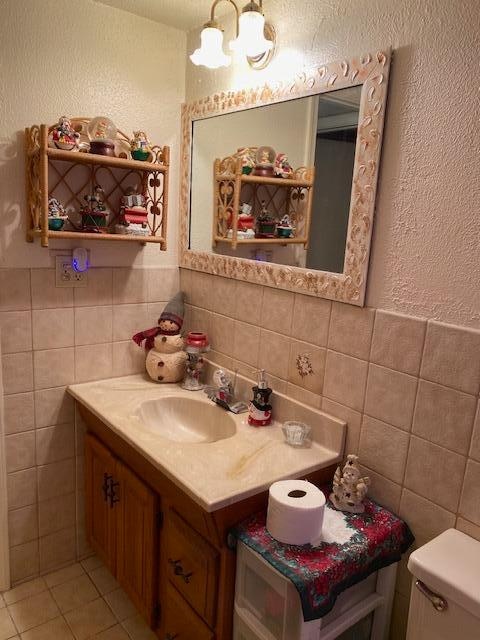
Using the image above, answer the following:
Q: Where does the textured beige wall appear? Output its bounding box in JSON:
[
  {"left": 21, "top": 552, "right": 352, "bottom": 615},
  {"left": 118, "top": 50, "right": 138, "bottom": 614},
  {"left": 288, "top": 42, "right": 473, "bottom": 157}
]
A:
[
  {"left": 0, "top": 0, "right": 186, "bottom": 268},
  {"left": 185, "top": 0, "right": 480, "bottom": 329}
]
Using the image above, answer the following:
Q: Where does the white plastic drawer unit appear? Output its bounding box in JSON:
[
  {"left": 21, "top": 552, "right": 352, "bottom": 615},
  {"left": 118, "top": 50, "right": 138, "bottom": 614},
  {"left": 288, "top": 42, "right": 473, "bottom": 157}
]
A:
[{"left": 234, "top": 541, "right": 397, "bottom": 640}]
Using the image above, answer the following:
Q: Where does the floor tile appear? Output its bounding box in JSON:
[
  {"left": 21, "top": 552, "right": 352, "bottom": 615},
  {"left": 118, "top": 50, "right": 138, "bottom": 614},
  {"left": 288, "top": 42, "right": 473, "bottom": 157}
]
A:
[
  {"left": 20, "top": 616, "right": 74, "bottom": 640},
  {"left": 50, "top": 574, "right": 99, "bottom": 613},
  {"left": 80, "top": 556, "right": 102, "bottom": 573},
  {"left": 44, "top": 563, "right": 85, "bottom": 589},
  {"left": 64, "top": 598, "right": 116, "bottom": 640},
  {"left": 94, "top": 625, "right": 130, "bottom": 640},
  {"left": 2, "top": 578, "right": 47, "bottom": 606},
  {"left": 122, "top": 615, "right": 157, "bottom": 640},
  {"left": 0, "top": 608, "right": 17, "bottom": 640},
  {"left": 104, "top": 589, "right": 137, "bottom": 622},
  {"left": 88, "top": 567, "right": 119, "bottom": 596},
  {"left": 7, "top": 591, "right": 59, "bottom": 633}
]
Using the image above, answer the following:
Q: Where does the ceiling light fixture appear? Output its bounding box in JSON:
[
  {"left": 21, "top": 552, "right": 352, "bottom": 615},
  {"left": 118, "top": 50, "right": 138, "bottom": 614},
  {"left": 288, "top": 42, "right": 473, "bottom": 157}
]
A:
[{"left": 190, "top": 0, "right": 275, "bottom": 70}]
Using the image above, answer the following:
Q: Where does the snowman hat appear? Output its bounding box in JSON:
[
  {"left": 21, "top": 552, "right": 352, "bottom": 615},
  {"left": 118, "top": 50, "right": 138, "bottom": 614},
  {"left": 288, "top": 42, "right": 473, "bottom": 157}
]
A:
[{"left": 159, "top": 291, "right": 185, "bottom": 329}]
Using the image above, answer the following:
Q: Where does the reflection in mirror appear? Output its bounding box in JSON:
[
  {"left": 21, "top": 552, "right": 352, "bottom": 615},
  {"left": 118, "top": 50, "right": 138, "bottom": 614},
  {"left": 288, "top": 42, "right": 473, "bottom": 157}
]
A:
[{"left": 189, "top": 85, "right": 361, "bottom": 274}]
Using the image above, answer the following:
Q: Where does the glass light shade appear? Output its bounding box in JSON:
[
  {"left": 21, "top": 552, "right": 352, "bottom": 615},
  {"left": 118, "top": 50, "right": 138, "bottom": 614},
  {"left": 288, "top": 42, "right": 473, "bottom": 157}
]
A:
[
  {"left": 229, "top": 10, "right": 273, "bottom": 58},
  {"left": 190, "top": 27, "right": 231, "bottom": 69}
]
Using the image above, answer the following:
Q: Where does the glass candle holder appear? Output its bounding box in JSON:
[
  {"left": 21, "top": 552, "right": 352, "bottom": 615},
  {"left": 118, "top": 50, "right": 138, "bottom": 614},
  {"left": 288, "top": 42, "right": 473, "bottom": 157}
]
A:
[{"left": 282, "top": 421, "right": 311, "bottom": 447}]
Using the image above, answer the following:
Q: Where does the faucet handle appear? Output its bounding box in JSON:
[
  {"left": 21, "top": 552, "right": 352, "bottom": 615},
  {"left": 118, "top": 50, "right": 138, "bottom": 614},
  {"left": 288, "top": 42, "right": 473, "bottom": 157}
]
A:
[{"left": 203, "top": 385, "right": 217, "bottom": 400}]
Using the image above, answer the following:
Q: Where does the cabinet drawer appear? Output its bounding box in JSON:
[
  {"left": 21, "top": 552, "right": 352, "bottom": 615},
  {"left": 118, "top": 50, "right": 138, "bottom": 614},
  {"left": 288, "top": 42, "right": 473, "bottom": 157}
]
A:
[
  {"left": 165, "top": 509, "right": 219, "bottom": 627},
  {"left": 163, "top": 583, "right": 214, "bottom": 640}
]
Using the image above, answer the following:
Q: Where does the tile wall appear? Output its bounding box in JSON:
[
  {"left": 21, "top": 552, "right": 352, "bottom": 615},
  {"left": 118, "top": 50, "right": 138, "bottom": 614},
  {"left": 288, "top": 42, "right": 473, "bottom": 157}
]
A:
[
  {"left": 0, "top": 266, "right": 179, "bottom": 584},
  {"left": 180, "top": 268, "right": 480, "bottom": 640}
]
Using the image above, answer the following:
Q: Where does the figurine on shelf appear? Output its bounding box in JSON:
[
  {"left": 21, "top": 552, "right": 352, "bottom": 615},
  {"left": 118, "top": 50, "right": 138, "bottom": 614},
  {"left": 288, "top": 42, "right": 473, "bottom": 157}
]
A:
[
  {"left": 274, "top": 152, "right": 294, "bottom": 179},
  {"left": 88, "top": 116, "right": 117, "bottom": 156},
  {"left": 130, "top": 131, "right": 153, "bottom": 162},
  {"left": 48, "top": 116, "right": 80, "bottom": 151},
  {"left": 253, "top": 146, "right": 276, "bottom": 177},
  {"left": 132, "top": 292, "right": 187, "bottom": 383},
  {"left": 115, "top": 190, "right": 149, "bottom": 236},
  {"left": 330, "top": 454, "right": 370, "bottom": 513},
  {"left": 48, "top": 197, "right": 69, "bottom": 231},
  {"left": 80, "top": 185, "right": 109, "bottom": 232},
  {"left": 256, "top": 201, "right": 277, "bottom": 238},
  {"left": 276, "top": 213, "right": 295, "bottom": 238}
]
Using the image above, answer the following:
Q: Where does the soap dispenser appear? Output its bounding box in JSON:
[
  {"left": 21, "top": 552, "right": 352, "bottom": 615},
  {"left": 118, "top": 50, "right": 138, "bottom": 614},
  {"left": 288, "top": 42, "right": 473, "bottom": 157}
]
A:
[{"left": 248, "top": 369, "right": 272, "bottom": 426}]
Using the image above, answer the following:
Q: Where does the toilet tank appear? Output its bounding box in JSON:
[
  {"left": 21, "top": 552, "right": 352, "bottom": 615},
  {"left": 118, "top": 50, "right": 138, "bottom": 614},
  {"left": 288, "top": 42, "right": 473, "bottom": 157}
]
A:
[{"left": 406, "top": 528, "right": 480, "bottom": 640}]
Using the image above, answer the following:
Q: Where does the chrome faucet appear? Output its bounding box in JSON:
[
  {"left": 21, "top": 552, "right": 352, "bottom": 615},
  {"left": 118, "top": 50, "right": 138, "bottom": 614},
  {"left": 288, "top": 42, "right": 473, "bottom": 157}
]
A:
[{"left": 204, "top": 369, "right": 248, "bottom": 414}]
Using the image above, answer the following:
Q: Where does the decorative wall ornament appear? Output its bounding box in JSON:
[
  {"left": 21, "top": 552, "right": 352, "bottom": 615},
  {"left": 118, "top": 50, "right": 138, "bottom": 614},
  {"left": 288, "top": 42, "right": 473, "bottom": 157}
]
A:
[
  {"left": 179, "top": 49, "right": 391, "bottom": 306},
  {"left": 296, "top": 353, "right": 314, "bottom": 378}
]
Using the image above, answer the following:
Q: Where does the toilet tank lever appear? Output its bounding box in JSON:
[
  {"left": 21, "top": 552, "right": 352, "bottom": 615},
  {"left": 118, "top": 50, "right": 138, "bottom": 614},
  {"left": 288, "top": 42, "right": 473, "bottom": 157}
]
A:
[{"left": 415, "top": 579, "right": 448, "bottom": 612}]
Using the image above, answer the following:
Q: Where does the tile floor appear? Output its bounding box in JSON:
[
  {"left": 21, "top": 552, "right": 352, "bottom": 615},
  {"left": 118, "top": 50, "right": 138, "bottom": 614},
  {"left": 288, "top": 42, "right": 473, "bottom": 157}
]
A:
[{"left": 0, "top": 556, "right": 156, "bottom": 639}]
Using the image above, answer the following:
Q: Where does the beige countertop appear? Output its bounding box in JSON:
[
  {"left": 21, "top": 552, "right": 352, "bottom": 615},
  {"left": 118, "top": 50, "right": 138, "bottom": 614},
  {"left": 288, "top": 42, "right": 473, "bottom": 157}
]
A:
[{"left": 68, "top": 374, "right": 345, "bottom": 512}]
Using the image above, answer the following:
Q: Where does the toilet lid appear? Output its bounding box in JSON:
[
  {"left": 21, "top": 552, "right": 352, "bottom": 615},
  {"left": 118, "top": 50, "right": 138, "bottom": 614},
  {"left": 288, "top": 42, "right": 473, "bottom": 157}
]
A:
[{"left": 408, "top": 528, "right": 480, "bottom": 619}]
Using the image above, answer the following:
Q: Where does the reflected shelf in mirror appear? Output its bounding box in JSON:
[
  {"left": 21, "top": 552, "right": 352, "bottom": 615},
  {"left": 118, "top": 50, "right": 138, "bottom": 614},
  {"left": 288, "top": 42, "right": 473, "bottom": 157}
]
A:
[{"left": 213, "top": 154, "right": 315, "bottom": 250}]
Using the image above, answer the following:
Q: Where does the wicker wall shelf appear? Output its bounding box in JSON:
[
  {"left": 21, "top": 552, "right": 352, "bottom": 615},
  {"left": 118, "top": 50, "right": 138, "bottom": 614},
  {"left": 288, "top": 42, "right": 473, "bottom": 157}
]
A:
[
  {"left": 213, "top": 156, "right": 315, "bottom": 250},
  {"left": 25, "top": 119, "right": 170, "bottom": 248}
]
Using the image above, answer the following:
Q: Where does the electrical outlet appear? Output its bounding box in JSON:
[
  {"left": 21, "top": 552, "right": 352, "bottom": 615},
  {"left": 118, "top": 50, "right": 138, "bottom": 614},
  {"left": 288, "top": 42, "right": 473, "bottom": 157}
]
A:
[{"left": 55, "top": 255, "right": 88, "bottom": 288}]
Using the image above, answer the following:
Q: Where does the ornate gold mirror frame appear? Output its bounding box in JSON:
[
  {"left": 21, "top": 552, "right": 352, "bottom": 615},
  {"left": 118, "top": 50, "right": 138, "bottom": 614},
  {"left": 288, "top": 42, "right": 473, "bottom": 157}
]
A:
[{"left": 179, "top": 49, "right": 391, "bottom": 306}]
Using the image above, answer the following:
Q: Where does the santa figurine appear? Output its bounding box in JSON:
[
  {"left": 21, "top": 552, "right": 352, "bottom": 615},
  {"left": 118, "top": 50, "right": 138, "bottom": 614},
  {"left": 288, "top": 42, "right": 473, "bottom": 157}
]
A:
[
  {"left": 49, "top": 116, "right": 80, "bottom": 151},
  {"left": 132, "top": 292, "right": 187, "bottom": 383}
]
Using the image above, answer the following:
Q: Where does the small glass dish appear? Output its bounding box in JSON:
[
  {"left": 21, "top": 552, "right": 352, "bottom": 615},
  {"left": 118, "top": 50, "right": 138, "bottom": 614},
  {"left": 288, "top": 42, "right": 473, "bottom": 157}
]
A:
[{"left": 282, "top": 421, "right": 311, "bottom": 448}]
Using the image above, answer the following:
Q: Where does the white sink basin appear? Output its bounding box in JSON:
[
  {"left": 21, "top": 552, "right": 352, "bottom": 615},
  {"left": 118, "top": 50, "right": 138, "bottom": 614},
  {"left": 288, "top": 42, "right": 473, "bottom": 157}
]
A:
[{"left": 136, "top": 395, "right": 236, "bottom": 443}]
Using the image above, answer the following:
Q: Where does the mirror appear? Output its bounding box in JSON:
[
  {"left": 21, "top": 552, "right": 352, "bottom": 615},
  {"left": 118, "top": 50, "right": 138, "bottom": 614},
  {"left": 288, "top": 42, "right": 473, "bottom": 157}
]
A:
[{"left": 180, "top": 50, "right": 391, "bottom": 306}]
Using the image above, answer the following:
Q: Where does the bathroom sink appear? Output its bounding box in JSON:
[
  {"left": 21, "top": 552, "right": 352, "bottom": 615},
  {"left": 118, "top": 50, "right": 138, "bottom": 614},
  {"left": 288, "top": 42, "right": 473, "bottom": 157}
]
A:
[{"left": 136, "top": 395, "right": 236, "bottom": 443}]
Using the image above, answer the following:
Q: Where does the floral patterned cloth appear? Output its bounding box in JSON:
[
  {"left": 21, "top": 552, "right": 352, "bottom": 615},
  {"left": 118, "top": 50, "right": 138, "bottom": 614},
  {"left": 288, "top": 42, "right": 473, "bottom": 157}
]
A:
[{"left": 231, "top": 486, "right": 414, "bottom": 621}]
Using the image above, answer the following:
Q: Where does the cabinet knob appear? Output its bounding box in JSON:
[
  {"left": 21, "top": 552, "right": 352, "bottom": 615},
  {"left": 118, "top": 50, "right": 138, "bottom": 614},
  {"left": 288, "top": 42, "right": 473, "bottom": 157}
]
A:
[
  {"left": 102, "top": 473, "right": 113, "bottom": 502},
  {"left": 168, "top": 558, "right": 193, "bottom": 583},
  {"left": 109, "top": 480, "right": 120, "bottom": 508},
  {"left": 165, "top": 634, "right": 178, "bottom": 640}
]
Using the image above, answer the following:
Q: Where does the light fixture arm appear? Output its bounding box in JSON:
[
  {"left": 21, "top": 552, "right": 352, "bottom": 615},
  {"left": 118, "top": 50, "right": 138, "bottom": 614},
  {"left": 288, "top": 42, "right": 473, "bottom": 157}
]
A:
[{"left": 209, "top": 0, "right": 240, "bottom": 36}]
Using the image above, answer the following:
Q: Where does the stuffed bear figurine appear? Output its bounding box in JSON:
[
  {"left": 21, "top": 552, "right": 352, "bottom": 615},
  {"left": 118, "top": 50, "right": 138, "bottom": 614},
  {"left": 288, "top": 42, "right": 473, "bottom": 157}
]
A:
[{"left": 132, "top": 292, "right": 187, "bottom": 383}]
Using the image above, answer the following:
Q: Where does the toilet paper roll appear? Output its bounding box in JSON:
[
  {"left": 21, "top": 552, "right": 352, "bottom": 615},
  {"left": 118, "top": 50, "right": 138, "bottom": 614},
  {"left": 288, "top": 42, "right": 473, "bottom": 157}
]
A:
[{"left": 266, "top": 479, "right": 326, "bottom": 546}]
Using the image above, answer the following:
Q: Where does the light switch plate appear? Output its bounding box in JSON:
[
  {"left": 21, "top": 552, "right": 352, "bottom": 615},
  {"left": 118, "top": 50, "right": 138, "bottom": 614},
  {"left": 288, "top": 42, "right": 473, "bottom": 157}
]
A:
[{"left": 55, "top": 255, "right": 88, "bottom": 288}]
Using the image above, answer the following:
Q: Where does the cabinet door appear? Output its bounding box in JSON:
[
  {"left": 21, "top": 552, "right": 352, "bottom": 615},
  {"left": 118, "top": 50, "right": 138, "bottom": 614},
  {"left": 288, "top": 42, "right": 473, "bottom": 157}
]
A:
[
  {"left": 163, "top": 583, "right": 214, "bottom": 640},
  {"left": 115, "top": 460, "right": 158, "bottom": 626},
  {"left": 165, "top": 509, "right": 219, "bottom": 627},
  {"left": 85, "top": 433, "right": 117, "bottom": 574}
]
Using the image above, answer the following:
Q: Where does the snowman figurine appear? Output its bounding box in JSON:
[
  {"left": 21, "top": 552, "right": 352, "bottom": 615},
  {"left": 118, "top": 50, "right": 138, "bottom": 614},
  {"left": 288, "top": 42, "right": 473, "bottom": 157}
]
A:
[
  {"left": 330, "top": 454, "right": 370, "bottom": 513},
  {"left": 132, "top": 292, "right": 187, "bottom": 383}
]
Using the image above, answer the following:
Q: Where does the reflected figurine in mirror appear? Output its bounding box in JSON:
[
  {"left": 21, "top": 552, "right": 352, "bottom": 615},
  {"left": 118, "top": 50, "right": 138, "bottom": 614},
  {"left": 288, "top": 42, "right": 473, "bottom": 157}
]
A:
[
  {"left": 256, "top": 201, "right": 277, "bottom": 238},
  {"left": 253, "top": 145, "right": 276, "bottom": 177}
]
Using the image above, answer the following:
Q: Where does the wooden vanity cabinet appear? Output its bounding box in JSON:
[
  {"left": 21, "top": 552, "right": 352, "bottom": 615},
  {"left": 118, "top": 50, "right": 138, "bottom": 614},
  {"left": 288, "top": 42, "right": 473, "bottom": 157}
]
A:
[
  {"left": 81, "top": 405, "right": 335, "bottom": 640},
  {"left": 85, "top": 434, "right": 158, "bottom": 625}
]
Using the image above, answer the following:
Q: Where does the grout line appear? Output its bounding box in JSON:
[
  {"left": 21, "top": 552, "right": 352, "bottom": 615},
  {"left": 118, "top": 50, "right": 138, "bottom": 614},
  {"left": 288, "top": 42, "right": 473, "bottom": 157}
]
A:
[
  {"left": 454, "top": 456, "right": 469, "bottom": 516},
  {"left": 324, "top": 299, "right": 334, "bottom": 349}
]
